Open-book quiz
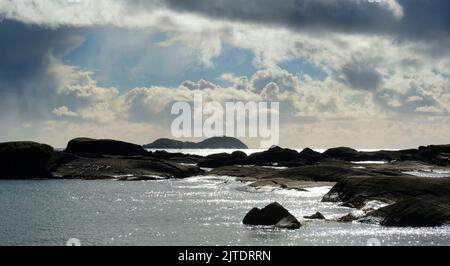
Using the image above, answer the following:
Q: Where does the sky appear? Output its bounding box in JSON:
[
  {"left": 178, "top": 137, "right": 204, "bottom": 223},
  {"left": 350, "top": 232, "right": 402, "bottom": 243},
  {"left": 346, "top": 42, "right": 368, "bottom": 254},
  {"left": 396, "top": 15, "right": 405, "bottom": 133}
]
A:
[{"left": 1, "top": 0, "right": 450, "bottom": 149}]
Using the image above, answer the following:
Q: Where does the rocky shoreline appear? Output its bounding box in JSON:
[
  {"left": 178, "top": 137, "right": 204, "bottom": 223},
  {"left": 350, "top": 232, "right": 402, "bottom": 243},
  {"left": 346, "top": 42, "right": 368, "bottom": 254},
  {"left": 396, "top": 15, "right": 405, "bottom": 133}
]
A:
[{"left": 1, "top": 137, "right": 450, "bottom": 227}]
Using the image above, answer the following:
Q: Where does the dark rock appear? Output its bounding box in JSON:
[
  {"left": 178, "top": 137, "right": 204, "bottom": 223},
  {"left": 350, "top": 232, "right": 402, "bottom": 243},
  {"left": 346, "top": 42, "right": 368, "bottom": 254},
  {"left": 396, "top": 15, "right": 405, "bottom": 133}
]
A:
[
  {"left": 323, "top": 175, "right": 450, "bottom": 227},
  {"left": 0, "top": 141, "right": 53, "bottom": 178},
  {"left": 143, "top": 136, "right": 248, "bottom": 149},
  {"left": 323, "top": 147, "right": 358, "bottom": 160},
  {"left": 417, "top": 144, "right": 450, "bottom": 157},
  {"left": 304, "top": 212, "right": 326, "bottom": 220},
  {"left": 46, "top": 151, "right": 78, "bottom": 172},
  {"left": 208, "top": 165, "right": 278, "bottom": 178},
  {"left": 277, "top": 158, "right": 308, "bottom": 167},
  {"left": 245, "top": 146, "right": 300, "bottom": 165},
  {"left": 243, "top": 202, "right": 301, "bottom": 229},
  {"left": 65, "top": 138, "right": 147, "bottom": 156},
  {"left": 268, "top": 164, "right": 378, "bottom": 182},
  {"left": 275, "top": 215, "right": 302, "bottom": 230},
  {"left": 322, "top": 175, "right": 450, "bottom": 204},
  {"left": 208, "top": 162, "right": 398, "bottom": 182},
  {"left": 413, "top": 145, "right": 450, "bottom": 166},
  {"left": 336, "top": 213, "right": 358, "bottom": 223},
  {"left": 323, "top": 147, "right": 412, "bottom": 162},
  {"left": 52, "top": 156, "right": 204, "bottom": 180},
  {"left": 368, "top": 196, "right": 450, "bottom": 227},
  {"left": 298, "top": 148, "right": 324, "bottom": 164},
  {"left": 197, "top": 151, "right": 247, "bottom": 168},
  {"left": 148, "top": 150, "right": 204, "bottom": 164}
]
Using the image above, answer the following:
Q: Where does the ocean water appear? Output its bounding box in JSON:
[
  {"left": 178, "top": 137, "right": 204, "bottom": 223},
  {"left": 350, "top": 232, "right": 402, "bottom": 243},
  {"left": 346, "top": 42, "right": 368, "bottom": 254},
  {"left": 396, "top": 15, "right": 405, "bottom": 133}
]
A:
[
  {"left": 0, "top": 176, "right": 449, "bottom": 246},
  {"left": 0, "top": 149, "right": 449, "bottom": 246}
]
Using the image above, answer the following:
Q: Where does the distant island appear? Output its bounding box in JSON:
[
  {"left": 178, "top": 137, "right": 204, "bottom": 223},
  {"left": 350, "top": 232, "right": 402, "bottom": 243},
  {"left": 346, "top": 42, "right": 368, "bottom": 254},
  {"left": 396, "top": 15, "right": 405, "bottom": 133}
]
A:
[{"left": 143, "top": 136, "right": 248, "bottom": 149}]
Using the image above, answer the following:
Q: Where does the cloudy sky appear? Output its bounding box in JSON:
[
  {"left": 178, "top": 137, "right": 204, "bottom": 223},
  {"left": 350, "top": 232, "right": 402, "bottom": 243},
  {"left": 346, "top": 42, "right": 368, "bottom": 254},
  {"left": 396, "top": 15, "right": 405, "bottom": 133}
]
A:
[{"left": 1, "top": 0, "right": 450, "bottom": 149}]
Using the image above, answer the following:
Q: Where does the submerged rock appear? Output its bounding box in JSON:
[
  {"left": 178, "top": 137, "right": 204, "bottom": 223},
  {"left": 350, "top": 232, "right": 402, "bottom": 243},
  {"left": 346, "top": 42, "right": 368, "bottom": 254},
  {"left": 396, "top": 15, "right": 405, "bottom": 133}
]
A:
[
  {"left": 243, "top": 202, "right": 301, "bottom": 229},
  {"left": 304, "top": 212, "right": 326, "bottom": 220},
  {"left": 65, "top": 138, "right": 147, "bottom": 156},
  {"left": 336, "top": 213, "right": 358, "bottom": 223},
  {"left": 0, "top": 141, "right": 54, "bottom": 178}
]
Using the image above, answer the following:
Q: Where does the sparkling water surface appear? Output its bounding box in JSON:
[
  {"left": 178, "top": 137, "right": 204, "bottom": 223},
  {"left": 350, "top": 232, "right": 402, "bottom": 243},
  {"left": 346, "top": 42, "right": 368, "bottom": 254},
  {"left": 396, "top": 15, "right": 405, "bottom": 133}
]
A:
[{"left": 0, "top": 176, "right": 448, "bottom": 246}]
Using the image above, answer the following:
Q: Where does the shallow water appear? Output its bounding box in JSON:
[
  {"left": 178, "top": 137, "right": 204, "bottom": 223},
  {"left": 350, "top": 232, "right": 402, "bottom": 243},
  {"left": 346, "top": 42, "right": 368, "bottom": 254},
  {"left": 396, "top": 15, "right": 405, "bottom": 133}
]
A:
[{"left": 0, "top": 176, "right": 448, "bottom": 246}]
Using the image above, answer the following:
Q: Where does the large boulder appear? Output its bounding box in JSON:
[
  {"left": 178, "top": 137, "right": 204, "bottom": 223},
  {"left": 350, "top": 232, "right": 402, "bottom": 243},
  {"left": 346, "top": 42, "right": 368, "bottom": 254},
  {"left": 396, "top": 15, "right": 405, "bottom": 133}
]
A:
[
  {"left": 0, "top": 141, "right": 53, "bottom": 178},
  {"left": 278, "top": 148, "right": 323, "bottom": 167},
  {"left": 243, "top": 202, "right": 301, "bottom": 229},
  {"left": 65, "top": 138, "right": 147, "bottom": 156},
  {"left": 245, "top": 146, "right": 300, "bottom": 165},
  {"left": 298, "top": 148, "right": 324, "bottom": 164},
  {"left": 197, "top": 151, "right": 247, "bottom": 168},
  {"left": 323, "top": 147, "right": 359, "bottom": 160}
]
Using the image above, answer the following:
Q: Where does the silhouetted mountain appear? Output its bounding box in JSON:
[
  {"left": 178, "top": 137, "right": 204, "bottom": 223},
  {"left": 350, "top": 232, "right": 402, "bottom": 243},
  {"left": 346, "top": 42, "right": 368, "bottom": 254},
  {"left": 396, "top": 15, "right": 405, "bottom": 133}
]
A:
[{"left": 143, "top": 136, "right": 248, "bottom": 149}]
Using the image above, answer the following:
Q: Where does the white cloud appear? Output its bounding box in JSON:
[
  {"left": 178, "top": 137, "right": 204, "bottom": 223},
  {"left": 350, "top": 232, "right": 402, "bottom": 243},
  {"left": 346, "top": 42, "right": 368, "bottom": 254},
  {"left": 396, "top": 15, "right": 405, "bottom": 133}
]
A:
[{"left": 52, "top": 106, "right": 78, "bottom": 117}]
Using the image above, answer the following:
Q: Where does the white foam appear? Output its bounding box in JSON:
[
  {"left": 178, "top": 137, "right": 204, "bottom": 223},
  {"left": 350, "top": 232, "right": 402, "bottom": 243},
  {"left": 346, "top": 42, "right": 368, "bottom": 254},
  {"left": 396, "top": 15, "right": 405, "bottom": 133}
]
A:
[
  {"left": 403, "top": 169, "right": 450, "bottom": 178},
  {"left": 351, "top": 161, "right": 388, "bottom": 164}
]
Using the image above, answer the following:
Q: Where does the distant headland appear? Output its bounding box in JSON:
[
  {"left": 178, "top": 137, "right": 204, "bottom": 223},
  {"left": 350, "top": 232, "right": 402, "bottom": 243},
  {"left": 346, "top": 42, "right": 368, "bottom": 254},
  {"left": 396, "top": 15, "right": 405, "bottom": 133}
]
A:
[{"left": 143, "top": 136, "right": 248, "bottom": 149}]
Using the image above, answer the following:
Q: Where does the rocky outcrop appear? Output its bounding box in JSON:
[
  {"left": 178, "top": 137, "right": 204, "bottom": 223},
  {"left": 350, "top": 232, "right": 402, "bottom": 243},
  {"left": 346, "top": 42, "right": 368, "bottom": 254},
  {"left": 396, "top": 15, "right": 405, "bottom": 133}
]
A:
[
  {"left": 148, "top": 150, "right": 204, "bottom": 164},
  {"left": 322, "top": 175, "right": 450, "bottom": 203},
  {"left": 143, "top": 136, "right": 248, "bottom": 149},
  {"left": 323, "top": 147, "right": 359, "bottom": 161},
  {"left": 323, "top": 175, "right": 450, "bottom": 227},
  {"left": 243, "top": 202, "right": 301, "bottom": 229},
  {"left": 245, "top": 146, "right": 300, "bottom": 165},
  {"left": 197, "top": 151, "right": 247, "bottom": 168},
  {"left": 368, "top": 196, "right": 450, "bottom": 227},
  {"left": 322, "top": 147, "right": 417, "bottom": 162},
  {"left": 52, "top": 156, "right": 204, "bottom": 180},
  {"left": 65, "top": 138, "right": 147, "bottom": 156},
  {"left": 0, "top": 141, "right": 54, "bottom": 178},
  {"left": 415, "top": 145, "right": 450, "bottom": 166}
]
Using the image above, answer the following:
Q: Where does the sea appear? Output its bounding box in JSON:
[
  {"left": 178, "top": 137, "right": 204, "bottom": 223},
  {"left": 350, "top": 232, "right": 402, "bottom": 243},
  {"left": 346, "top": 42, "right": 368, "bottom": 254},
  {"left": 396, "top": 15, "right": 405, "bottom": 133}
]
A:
[{"left": 0, "top": 149, "right": 448, "bottom": 246}]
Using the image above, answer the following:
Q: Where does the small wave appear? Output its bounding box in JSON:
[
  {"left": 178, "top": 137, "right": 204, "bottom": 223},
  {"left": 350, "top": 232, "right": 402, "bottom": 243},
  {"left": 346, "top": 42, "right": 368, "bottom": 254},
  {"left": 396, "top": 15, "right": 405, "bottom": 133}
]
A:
[
  {"left": 403, "top": 169, "right": 450, "bottom": 178},
  {"left": 351, "top": 161, "right": 388, "bottom": 164}
]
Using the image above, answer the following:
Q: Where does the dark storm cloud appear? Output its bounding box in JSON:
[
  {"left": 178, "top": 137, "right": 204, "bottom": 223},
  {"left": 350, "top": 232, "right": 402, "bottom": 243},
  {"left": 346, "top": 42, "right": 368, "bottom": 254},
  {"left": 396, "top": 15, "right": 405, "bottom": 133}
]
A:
[
  {"left": 163, "top": 0, "right": 450, "bottom": 40},
  {"left": 0, "top": 20, "right": 83, "bottom": 92},
  {"left": 0, "top": 20, "right": 85, "bottom": 119},
  {"left": 341, "top": 62, "right": 382, "bottom": 91},
  {"left": 165, "top": 0, "right": 399, "bottom": 32}
]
